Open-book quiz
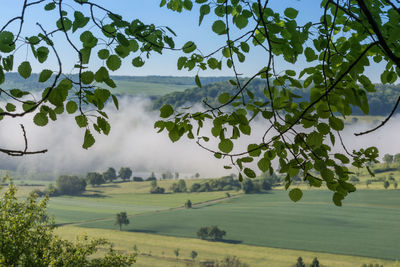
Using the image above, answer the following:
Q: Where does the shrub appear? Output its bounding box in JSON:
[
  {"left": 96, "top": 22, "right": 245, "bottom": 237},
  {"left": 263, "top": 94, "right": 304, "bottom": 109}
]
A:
[
  {"left": 56, "top": 175, "right": 86, "bottom": 195},
  {"left": 133, "top": 177, "right": 143, "bottom": 182},
  {"left": 150, "top": 187, "right": 165, "bottom": 194},
  {"left": 196, "top": 226, "right": 226, "bottom": 241},
  {"left": 185, "top": 199, "right": 192, "bottom": 208}
]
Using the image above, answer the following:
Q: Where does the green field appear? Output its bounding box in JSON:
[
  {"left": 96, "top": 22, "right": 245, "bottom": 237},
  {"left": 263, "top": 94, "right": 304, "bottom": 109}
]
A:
[
  {"left": 56, "top": 225, "right": 396, "bottom": 267},
  {"left": 47, "top": 180, "right": 238, "bottom": 224},
  {"left": 79, "top": 190, "right": 400, "bottom": 261}
]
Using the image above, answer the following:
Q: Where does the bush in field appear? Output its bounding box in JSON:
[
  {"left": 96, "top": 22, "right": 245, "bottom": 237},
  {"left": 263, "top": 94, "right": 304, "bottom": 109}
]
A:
[
  {"left": 185, "top": 199, "right": 192, "bottom": 208},
  {"left": 384, "top": 180, "right": 390, "bottom": 189},
  {"left": 0, "top": 181, "right": 135, "bottom": 266},
  {"left": 191, "top": 250, "right": 198, "bottom": 261},
  {"left": 296, "top": 257, "right": 305, "bottom": 267},
  {"left": 310, "top": 257, "right": 320, "bottom": 267},
  {"left": 196, "top": 227, "right": 209, "bottom": 240},
  {"left": 171, "top": 179, "right": 187, "bottom": 193},
  {"left": 103, "top": 167, "right": 117, "bottom": 183},
  {"left": 149, "top": 180, "right": 165, "bottom": 194},
  {"left": 174, "top": 248, "right": 179, "bottom": 259},
  {"left": 202, "top": 256, "right": 248, "bottom": 267},
  {"left": 119, "top": 167, "right": 132, "bottom": 181},
  {"left": 115, "top": 212, "right": 130, "bottom": 231},
  {"left": 196, "top": 226, "right": 226, "bottom": 241},
  {"left": 56, "top": 175, "right": 86, "bottom": 195},
  {"left": 86, "top": 172, "right": 104, "bottom": 187},
  {"left": 133, "top": 177, "right": 144, "bottom": 182}
]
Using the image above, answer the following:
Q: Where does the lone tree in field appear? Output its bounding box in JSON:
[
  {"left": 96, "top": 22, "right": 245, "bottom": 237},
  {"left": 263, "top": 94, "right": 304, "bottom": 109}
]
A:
[
  {"left": 384, "top": 180, "right": 390, "bottom": 189},
  {"left": 119, "top": 167, "right": 132, "bottom": 181},
  {"left": 174, "top": 248, "right": 180, "bottom": 259},
  {"left": 115, "top": 212, "right": 130, "bottom": 231},
  {"left": 185, "top": 199, "right": 192, "bottom": 208},
  {"left": 190, "top": 250, "right": 198, "bottom": 261},
  {"left": 86, "top": 172, "right": 104, "bottom": 187},
  {"left": 0, "top": 0, "right": 399, "bottom": 206}
]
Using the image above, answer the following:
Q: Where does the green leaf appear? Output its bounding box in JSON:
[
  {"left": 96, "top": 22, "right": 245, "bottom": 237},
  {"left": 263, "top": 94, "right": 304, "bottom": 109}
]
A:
[
  {"left": 332, "top": 192, "right": 344, "bottom": 206},
  {"left": 199, "top": 4, "right": 210, "bottom": 25},
  {"left": 132, "top": 57, "right": 145, "bottom": 67},
  {"left": 66, "top": 101, "right": 78, "bottom": 114},
  {"left": 218, "top": 92, "right": 230, "bottom": 104},
  {"left": 75, "top": 115, "right": 88, "bottom": 128},
  {"left": 257, "top": 158, "right": 269, "bottom": 172},
  {"left": 106, "top": 55, "right": 122, "bottom": 71},
  {"left": 329, "top": 116, "right": 344, "bottom": 131},
  {"left": 284, "top": 7, "right": 299, "bottom": 19},
  {"left": 37, "top": 46, "right": 49, "bottom": 63},
  {"left": 116, "top": 33, "right": 129, "bottom": 47},
  {"left": 289, "top": 188, "right": 303, "bottom": 202},
  {"left": 44, "top": 2, "right": 56, "bottom": 10},
  {"left": 182, "top": 41, "right": 196, "bottom": 53},
  {"left": 334, "top": 153, "right": 350, "bottom": 164},
  {"left": 160, "top": 104, "right": 174, "bottom": 118},
  {"left": 195, "top": 75, "right": 202, "bottom": 87},
  {"left": 5, "top": 103, "right": 16, "bottom": 112},
  {"left": 39, "top": 69, "right": 52, "bottom": 82},
  {"left": 18, "top": 61, "right": 32, "bottom": 79},
  {"left": 81, "top": 71, "right": 94, "bottom": 84},
  {"left": 0, "top": 31, "right": 15, "bottom": 53},
  {"left": 112, "top": 95, "right": 119, "bottom": 110},
  {"left": 235, "top": 15, "right": 248, "bottom": 29},
  {"left": 72, "top": 11, "right": 89, "bottom": 32},
  {"left": 212, "top": 20, "right": 226, "bottom": 35},
  {"left": 33, "top": 113, "right": 48, "bottom": 126},
  {"left": 94, "top": 67, "right": 109, "bottom": 82},
  {"left": 244, "top": 168, "right": 256, "bottom": 178},
  {"left": 83, "top": 129, "right": 95, "bottom": 149},
  {"left": 98, "top": 49, "right": 110, "bottom": 60},
  {"left": 218, "top": 139, "right": 233, "bottom": 153}
]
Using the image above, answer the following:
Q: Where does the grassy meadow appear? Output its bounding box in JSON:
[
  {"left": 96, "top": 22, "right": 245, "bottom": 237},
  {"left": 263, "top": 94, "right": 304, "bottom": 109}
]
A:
[
  {"left": 55, "top": 225, "right": 397, "bottom": 267},
  {"left": 78, "top": 190, "right": 400, "bottom": 261},
  {"left": 47, "top": 180, "right": 240, "bottom": 224}
]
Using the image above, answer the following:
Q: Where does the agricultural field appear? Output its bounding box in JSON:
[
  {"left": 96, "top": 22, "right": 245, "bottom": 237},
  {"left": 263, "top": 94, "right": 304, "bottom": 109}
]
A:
[
  {"left": 79, "top": 189, "right": 400, "bottom": 261},
  {"left": 46, "top": 180, "right": 240, "bottom": 224},
  {"left": 55, "top": 226, "right": 397, "bottom": 267}
]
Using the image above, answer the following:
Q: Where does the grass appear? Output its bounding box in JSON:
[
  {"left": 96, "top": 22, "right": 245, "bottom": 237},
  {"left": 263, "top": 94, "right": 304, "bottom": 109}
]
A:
[
  {"left": 80, "top": 190, "right": 400, "bottom": 261},
  {"left": 108, "top": 80, "right": 190, "bottom": 96},
  {"left": 55, "top": 225, "right": 398, "bottom": 267},
  {"left": 46, "top": 180, "right": 239, "bottom": 224}
]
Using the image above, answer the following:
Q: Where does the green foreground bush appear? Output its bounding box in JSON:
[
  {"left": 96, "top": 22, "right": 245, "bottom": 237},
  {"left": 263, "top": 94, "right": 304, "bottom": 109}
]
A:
[{"left": 0, "top": 179, "right": 136, "bottom": 266}]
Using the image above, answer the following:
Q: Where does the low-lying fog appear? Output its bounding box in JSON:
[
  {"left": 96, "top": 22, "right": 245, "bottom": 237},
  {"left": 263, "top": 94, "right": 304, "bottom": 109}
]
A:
[{"left": 0, "top": 96, "right": 399, "bottom": 179}]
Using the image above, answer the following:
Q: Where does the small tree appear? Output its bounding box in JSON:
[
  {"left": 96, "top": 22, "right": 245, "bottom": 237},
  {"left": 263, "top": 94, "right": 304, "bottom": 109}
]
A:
[
  {"left": 296, "top": 257, "right": 305, "bottom": 267},
  {"left": 195, "top": 173, "right": 200, "bottom": 178},
  {"left": 383, "top": 154, "right": 394, "bottom": 166},
  {"left": 86, "top": 172, "right": 104, "bottom": 187},
  {"left": 190, "top": 250, "right": 198, "bottom": 261},
  {"left": 196, "top": 227, "right": 209, "bottom": 240},
  {"left": 366, "top": 180, "right": 372, "bottom": 188},
  {"left": 394, "top": 182, "right": 398, "bottom": 189},
  {"left": 394, "top": 153, "right": 400, "bottom": 163},
  {"left": 56, "top": 175, "right": 86, "bottom": 195},
  {"left": 384, "top": 180, "right": 390, "bottom": 189},
  {"left": 208, "top": 225, "right": 226, "bottom": 241},
  {"left": 119, "top": 167, "right": 132, "bottom": 181},
  {"left": 115, "top": 212, "right": 130, "bottom": 231},
  {"left": 311, "top": 257, "right": 320, "bottom": 267},
  {"left": 185, "top": 199, "right": 192, "bottom": 208},
  {"left": 174, "top": 248, "right": 180, "bottom": 259},
  {"left": 175, "top": 172, "right": 179, "bottom": 179},
  {"left": 103, "top": 167, "right": 117, "bottom": 183}
]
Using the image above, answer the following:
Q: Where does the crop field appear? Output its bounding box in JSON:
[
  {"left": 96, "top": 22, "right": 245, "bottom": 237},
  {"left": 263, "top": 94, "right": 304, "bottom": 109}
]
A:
[
  {"left": 55, "top": 225, "right": 397, "bottom": 267},
  {"left": 80, "top": 190, "right": 400, "bottom": 260},
  {"left": 109, "top": 80, "right": 190, "bottom": 96},
  {"left": 46, "top": 180, "right": 238, "bottom": 224}
]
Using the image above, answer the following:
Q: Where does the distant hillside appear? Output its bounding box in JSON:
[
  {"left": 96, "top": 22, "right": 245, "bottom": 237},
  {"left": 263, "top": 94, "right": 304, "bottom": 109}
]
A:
[
  {"left": 153, "top": 79, "right": 400, "bottom": 116},
  {"left": 1, "top": 73, "right": 232, "bottom": 96}
]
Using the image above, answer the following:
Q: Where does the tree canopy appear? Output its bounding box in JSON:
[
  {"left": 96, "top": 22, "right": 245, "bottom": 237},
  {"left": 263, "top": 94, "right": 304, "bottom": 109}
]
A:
[{"left": 0, "top": 0, "right": 399, "bottom": 205}]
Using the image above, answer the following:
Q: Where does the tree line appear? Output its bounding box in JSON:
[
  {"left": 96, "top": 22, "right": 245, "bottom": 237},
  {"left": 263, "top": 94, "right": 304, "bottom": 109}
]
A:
[{"left": 153, "top": 79, "right": 400, "bottom": 116}]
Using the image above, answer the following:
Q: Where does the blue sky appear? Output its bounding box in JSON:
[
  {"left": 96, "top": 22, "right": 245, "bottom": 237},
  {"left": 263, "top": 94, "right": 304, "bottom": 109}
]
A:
[{"left": 0, "top": 0, "right": 382, "bottom": 81}]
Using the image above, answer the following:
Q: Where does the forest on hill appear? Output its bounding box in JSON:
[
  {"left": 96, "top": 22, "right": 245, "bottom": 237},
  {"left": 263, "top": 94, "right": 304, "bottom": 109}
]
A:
[
  {"left": 153, "top": 79, "right": 400, "bottom": 116},
  {"left": 3, "top": 73, "right": 399, "bottom": 116}
]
